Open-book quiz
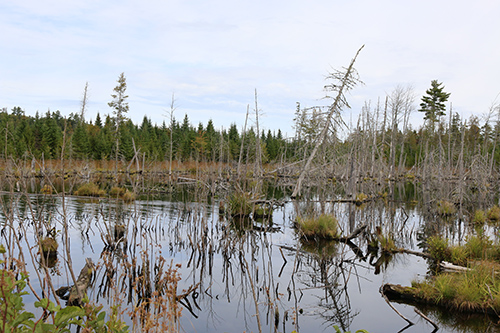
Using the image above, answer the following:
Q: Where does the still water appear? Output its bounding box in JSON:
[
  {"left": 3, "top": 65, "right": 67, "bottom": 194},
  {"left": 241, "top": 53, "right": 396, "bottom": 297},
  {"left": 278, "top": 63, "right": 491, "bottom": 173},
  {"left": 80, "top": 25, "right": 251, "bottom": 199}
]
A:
[{"left": 0, "top": 192, "right": 495, "bottom": 332}]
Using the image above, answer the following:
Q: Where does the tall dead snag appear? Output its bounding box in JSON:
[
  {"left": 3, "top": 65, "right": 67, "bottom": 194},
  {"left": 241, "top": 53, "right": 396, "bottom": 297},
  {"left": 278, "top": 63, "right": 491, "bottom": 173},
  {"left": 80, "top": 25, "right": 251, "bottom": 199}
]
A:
[{"left": 291, "top": 45, "right": 364, "bottom": 198}]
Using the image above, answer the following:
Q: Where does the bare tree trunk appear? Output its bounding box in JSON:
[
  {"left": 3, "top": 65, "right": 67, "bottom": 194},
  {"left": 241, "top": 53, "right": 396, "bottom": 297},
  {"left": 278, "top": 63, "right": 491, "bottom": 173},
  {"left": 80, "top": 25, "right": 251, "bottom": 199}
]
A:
[
  {"left": 80, "top": 82, "right": 89, "bottom": 122},
  {"left": 448, "top": 103, "right": 453, "bottom": 172},
  {"left": 254, "top": 89, "right": 262, "bottom": 178},
  {"left": 291, "top": 45, "right": 364, "bottom": 198},
  {"left": 238, "top": 105, "right": 249, "bottom": 179},
  {"left": 169, "top": 93, "right": 176, "bottom": 176}
]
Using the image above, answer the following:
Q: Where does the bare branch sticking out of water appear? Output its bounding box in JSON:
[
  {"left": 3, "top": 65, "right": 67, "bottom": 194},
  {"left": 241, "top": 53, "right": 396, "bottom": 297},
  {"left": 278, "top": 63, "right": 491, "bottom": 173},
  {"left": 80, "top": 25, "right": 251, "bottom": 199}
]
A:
[
  {"left": 381, "top": 290, "right": 414, "bottom": 327},
  {"left": 414, "top": 308, "right": 439, "bottom": 332}
]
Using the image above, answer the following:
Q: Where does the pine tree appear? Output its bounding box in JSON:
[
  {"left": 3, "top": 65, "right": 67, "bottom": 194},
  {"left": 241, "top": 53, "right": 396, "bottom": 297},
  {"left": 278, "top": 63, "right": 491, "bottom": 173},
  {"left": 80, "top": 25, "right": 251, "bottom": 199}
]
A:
[{"left": 419, "top": 80, "right": 451, "bottom": 130}]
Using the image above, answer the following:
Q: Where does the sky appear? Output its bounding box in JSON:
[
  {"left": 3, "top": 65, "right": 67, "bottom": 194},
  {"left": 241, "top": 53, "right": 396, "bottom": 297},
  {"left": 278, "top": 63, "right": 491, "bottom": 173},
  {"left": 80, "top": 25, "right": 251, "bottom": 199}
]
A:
[{"left": 1, "top": 0, "right": 499, "bottom": 137}]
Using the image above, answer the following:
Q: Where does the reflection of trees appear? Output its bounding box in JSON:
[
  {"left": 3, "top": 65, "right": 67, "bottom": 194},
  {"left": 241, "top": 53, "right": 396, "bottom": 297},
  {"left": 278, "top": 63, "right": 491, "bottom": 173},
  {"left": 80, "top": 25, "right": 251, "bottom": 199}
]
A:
[{"left": 293, "top": 238, "right": 358, "bottom": 332}]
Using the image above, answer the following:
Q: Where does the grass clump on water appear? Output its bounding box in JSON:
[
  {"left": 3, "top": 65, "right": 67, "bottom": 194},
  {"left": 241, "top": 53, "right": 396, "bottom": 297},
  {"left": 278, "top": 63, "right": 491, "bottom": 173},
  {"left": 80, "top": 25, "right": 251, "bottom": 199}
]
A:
[
  {"left": 487, "top": 205, "right": 500, "bottom": 223},
  {"left": 227, "top": 192, "right": 253, "bottom": 217},
  {"left": 296, "top": 214, "right": 340, "bottom": 240},
  {"left": 110, "top": 186, "right": 136, "bottom": 202},
  {"left": 436, "top": 200, "right": 456, "bottom": 216},
  {"left": 411, "top": 261, "right": 500, "bottom": 314},
  {"left": 74, "top": 183, "right": 106, "bottom": 197}
]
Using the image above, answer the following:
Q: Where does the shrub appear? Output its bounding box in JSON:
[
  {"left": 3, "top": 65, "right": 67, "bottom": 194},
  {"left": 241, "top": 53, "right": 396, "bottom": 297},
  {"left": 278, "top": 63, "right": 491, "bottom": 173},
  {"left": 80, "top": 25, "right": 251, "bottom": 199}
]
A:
[
  {"left": 110, "top": 186, "right": 126, "bottom": 197},
  {"left": 121, "top": 190, "right": 136, "bottom": 202},
  {"left": 296, "top": 214, "right": 340, "bottom": 240}
]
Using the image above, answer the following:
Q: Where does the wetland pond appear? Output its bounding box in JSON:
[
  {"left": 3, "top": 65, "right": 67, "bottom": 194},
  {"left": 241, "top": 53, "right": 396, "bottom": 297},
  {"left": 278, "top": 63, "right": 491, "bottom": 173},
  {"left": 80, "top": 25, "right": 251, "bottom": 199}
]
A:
[{"left": 1, "top": 185, "right": 498, "bottom": 333}]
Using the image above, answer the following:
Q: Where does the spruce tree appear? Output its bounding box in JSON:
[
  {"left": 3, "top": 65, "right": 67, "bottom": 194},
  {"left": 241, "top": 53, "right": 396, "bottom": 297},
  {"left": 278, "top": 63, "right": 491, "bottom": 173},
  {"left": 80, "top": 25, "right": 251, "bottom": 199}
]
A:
[
  {"left": 419, "top": 80, "right": 451, "bottom": 130},
  {"left": 108, "top": 73, "right": 129, "bottom": 176}
]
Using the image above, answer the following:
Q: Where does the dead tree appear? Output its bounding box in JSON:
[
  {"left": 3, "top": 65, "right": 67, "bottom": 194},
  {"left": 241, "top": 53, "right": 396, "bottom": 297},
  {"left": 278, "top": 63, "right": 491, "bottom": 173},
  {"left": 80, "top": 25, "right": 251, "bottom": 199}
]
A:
[{"left": 291, "top": 45, "right": 364, "bottom": 198}]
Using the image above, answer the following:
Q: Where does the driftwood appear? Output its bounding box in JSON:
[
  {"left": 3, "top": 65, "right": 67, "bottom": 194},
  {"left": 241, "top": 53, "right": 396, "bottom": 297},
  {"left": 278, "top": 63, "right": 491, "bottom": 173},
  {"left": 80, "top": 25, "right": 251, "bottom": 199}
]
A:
[
  {"left": 56, "top": 258, "right": 94, "bottom": 306},
  {"left": 338, "top": 224, "right": 367, "bottom": 242},
  {"left": 395, "top": 248, "right": 432, "bottom": 259},
  {"left": 439, "top": 261, "right": 470, "bottom": 272}
]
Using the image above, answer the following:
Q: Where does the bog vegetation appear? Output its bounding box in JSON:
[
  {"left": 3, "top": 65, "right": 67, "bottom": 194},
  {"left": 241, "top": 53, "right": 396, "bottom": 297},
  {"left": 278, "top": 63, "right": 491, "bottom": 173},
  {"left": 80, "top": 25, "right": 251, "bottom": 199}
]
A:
[{"left": 3, "top": 49, "right": 500, "bottom": 332}]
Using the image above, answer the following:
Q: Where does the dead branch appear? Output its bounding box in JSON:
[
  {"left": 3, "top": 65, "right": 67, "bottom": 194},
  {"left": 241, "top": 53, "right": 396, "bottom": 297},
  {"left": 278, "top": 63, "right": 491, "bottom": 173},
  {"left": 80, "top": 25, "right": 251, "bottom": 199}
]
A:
[{"left": 414, "top": 308, "right": 439, "bottom": 332}]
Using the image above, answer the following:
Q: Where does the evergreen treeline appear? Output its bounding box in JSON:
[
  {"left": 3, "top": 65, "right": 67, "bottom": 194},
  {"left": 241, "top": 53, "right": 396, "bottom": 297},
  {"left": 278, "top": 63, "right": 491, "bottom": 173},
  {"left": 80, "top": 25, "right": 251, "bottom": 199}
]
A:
[
  {"left": 0, "top": 106, "right": 287, "bottom": 164},
  {"left": 1, "top": 77, "right": 499, "bottom": 179}
]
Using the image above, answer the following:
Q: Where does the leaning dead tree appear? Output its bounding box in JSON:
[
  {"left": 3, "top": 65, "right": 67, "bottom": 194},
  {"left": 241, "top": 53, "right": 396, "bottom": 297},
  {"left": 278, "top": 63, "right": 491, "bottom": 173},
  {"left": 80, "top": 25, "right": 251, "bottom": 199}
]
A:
[{"left": 291, "top": 45, "right": 364, "bottom": 198}]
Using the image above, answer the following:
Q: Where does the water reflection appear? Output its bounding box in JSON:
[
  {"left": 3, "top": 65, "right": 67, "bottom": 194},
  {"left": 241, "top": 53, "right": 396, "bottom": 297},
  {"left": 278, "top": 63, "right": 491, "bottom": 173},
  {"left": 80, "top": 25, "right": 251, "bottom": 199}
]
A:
[{"left": 1, "top": 186, "right": 500, "bottom": 332}]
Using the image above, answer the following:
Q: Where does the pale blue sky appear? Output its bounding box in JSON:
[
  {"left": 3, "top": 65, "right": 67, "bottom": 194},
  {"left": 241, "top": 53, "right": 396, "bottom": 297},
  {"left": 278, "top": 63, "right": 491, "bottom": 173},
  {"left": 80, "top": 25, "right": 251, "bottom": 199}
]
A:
[{"left": 1, "top": 0, "right": 499, "bottom": 135}]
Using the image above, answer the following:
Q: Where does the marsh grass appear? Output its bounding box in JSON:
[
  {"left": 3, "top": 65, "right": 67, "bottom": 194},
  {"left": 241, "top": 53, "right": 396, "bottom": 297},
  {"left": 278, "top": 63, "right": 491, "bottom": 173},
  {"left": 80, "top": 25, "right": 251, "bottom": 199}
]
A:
[
  {"left": 110, "top": 187, "right": 136, "bottom": 202},
  {"left": 472, "top": 210, "right": 487, "bottom": 224},
  {"left": 74, "top": 182, "right": 106, "bottom": 197},
  {"left": 427, "top": 234, "right": 499, "bottom": 266},
  {"left": 436, "top": 200, "right": 456, "bottom": 216},
  {"left": 39, "top": 237, "right": 58, "bottom": 256},
  {"left": 427, "top": 236, "right": 451, "bottom": 262},
  {"left": 355, "top": 193, "right": 368, "bottom": 206},
  {"left": 487, "top": 205, "right": 500, "bottom": 223},
  {"left": 227, "top": 192, "right": 253, "bottom": 217},
  {"left": 412, "top": 262, "right": 500, "bottom": 313},
  {"left": 296, "top": 214, "right": 340, "bottom": 240}
]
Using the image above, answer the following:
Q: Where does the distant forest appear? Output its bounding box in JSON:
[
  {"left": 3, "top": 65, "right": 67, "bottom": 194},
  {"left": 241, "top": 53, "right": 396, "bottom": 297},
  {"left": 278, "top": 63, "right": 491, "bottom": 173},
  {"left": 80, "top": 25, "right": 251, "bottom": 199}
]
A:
[
  {"left": 0, "top": 101, "right": 499, "bottom": 179},
  {"left": 0, "top": 106, "right": 287, "bottom": 163}
]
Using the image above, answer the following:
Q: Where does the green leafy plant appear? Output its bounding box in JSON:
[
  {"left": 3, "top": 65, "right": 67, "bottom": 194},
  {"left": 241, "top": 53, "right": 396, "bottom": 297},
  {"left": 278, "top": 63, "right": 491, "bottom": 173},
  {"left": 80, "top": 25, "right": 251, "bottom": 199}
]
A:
[{"left": 0, "top": 244, "right": 128, "bottom": 333}]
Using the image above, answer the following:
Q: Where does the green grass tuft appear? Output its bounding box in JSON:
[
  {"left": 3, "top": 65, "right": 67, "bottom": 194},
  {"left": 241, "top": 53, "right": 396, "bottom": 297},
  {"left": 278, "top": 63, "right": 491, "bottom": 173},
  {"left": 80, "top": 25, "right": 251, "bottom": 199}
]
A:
[{"left": 296, "top": 214, "right": 340, "bottom": 240}]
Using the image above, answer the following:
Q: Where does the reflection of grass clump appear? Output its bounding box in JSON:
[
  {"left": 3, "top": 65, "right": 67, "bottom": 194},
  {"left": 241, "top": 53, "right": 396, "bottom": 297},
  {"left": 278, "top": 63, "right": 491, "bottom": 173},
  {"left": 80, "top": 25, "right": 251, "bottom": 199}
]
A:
[
  {"left": 300, "top": 238, "right": 338, "bottom": 257},
  {"left": 296, "top": 214, "right": 340, "bottom": 240},
  {"left": 487, "top": 205, "right": 500, "bottom": 222},
  {"left": 110, "top": 186, "right": 136, "bottom": 202},
  {"left": 74, "top": 183, "right": 106, "bottom": 197},
  {"left": 437, "top": 200, "right": 456, "bottom": 216},
  {"left": 253, "top": 205, "right": 272, "bottom": 218}
]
